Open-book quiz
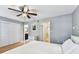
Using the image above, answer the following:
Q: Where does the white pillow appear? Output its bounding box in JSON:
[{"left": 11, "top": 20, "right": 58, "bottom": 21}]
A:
[
  {"left": 71, "top": 35, "right": 79, "bottom": 44},
  {"left": 62, "top": 39, "right": 78, "bottom": 54}
]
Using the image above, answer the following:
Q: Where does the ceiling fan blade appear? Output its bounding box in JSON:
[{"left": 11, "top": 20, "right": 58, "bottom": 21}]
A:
[
  {"left": 8, "top": 8, "right": 22, "bottom": 12},
  {"left": 27, "top": 9, "right": 30, "bottom": 12},
  {"left": 22, "top": 5, "right": 25, "bottom": 12},
  {"left": 16, "top": 14, "right": 22, "bottom": 16},
  {"left": 28, "top": 13, "right": 37, "bottom": 16},
  {"left": 19, "top": 6, "right": 23, "bottom": 11},
  {"left": 19, "top": 5, "right": 26, "bottom": 11},
  {"left": 27, "top": 15, "right": 31, "bottom": 18}
]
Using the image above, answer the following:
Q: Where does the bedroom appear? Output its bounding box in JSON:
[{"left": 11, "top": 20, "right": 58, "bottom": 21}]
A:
[{"left": 0, "top": 5, "right": 79, "bottom": 54}]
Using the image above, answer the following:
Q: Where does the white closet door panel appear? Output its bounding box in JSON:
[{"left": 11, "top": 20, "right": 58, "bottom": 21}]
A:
[
  {"left": 8, "top": 22, "right": 18, "bottom": 44},
  {"left": 0, "top": 22, "right": 10, "bottom": 47},
  {"left": 16, "top": 24, "right": 23, "bottom": 41},
  {"left": 7, "top": 22, "right": 23, "bottom": 44}
]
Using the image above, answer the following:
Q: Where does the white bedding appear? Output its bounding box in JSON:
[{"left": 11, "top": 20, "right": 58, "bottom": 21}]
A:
[
  {"left": 62, "top": 39, "right": 78, "bottom": 54},
  {"left": 3, "top": 41, "right": 62, "bottom": 54},
  {"left": 68, "top": 45, "right": 79, "bottom": 54}
]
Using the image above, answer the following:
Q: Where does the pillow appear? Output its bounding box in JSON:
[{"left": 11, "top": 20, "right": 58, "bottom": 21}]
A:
[
  {"left": 71, "top": 35, "right": 79, "bottom": 44},
  {"left": 62, "top": 39, "right": 78, "bottom": 53}
]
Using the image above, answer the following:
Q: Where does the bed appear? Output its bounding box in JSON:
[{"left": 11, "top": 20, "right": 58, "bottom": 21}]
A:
[
  {"left": 3, "top": 41, "right": 63, "bottom": 54},
  {"left": 3, "top": 38, "right": 79, "bottom": 54}
]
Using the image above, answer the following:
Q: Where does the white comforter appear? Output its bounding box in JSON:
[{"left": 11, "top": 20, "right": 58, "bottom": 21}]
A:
[
  {"left": 3, "top": 41, "right": 62, "bottom": 54},
  {"left": 67, "top": 45, "right": 79, "bottom": 54}
]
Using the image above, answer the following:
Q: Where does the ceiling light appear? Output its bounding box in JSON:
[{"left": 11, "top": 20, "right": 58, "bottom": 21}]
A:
[
  {"left": 24, "top": 6, "right": 28, "bottom": 12},
  {"left": 22, "top": 13, "right": 26, "bottom": 17}
]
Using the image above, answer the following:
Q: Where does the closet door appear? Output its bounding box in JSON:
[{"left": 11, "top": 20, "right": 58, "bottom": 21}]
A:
[
  {"left": 8, "top": 22, "right": 19, "bottom": 44},
  {"left": 8, "top": 22, "right": 23, "bottom": 44},
  {"left": 0, "top": 21, "right": 23, "bottom": 47},
  {"left": 0, "top": 21, "right": 10, "bottom": 47}
]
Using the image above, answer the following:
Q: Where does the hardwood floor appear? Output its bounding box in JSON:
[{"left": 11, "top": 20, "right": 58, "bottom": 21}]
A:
[{"left": 0, "top": 41, "right": 28, "bottom": 53}]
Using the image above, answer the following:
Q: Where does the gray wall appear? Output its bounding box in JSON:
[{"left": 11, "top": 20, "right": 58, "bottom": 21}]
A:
[
  {"left": 28, "top": 14, "right": 72, "bottom": 44},
  {"left": 72, "top": 6, "right": 79, "bottom": 36},
  {"left": 50, "top": 14, "right": 72, "bottom": 44}
]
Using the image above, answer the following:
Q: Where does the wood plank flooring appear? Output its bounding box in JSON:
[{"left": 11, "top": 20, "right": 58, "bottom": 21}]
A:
[{"left": 0, "top": 41, "right": 27, "bottom": 53}]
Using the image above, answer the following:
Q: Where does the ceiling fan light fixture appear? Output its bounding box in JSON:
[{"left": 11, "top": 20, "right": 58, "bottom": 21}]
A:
[
  {"left": 22, "top": 13, "right": 26, "bottom": 17},
  {"left": 24, "top": 6, "right": 28, "bottom": 12},
  {"left": 8, "top": 5, "right": 38, "bottom": 19}
]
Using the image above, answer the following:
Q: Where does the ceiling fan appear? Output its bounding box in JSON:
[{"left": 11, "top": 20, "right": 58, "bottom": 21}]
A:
[{"left": 8, "top": 5, "right": 37, "bottom": 19}]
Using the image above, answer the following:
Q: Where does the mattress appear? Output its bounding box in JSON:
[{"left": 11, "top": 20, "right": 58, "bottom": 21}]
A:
[{"left": 3, "top": 41, "right": 63, "bottom": 54}]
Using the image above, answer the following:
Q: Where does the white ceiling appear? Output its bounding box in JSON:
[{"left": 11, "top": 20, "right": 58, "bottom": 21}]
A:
[{"left": 0, "top": 5, "right": 77, "bottom": 22}]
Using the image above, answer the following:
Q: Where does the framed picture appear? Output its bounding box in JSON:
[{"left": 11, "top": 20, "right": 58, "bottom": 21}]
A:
[{"left": 33, "top": 25, "right": 36, "bottom": 30}]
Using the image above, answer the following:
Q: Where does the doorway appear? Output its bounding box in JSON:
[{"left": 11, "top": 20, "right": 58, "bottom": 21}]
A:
[
  {"left": 24, "top": 24, "right": 29, "bottom": 40},
  {"left": 42, "top": 21, "right": 50, "bottom": 43}
]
